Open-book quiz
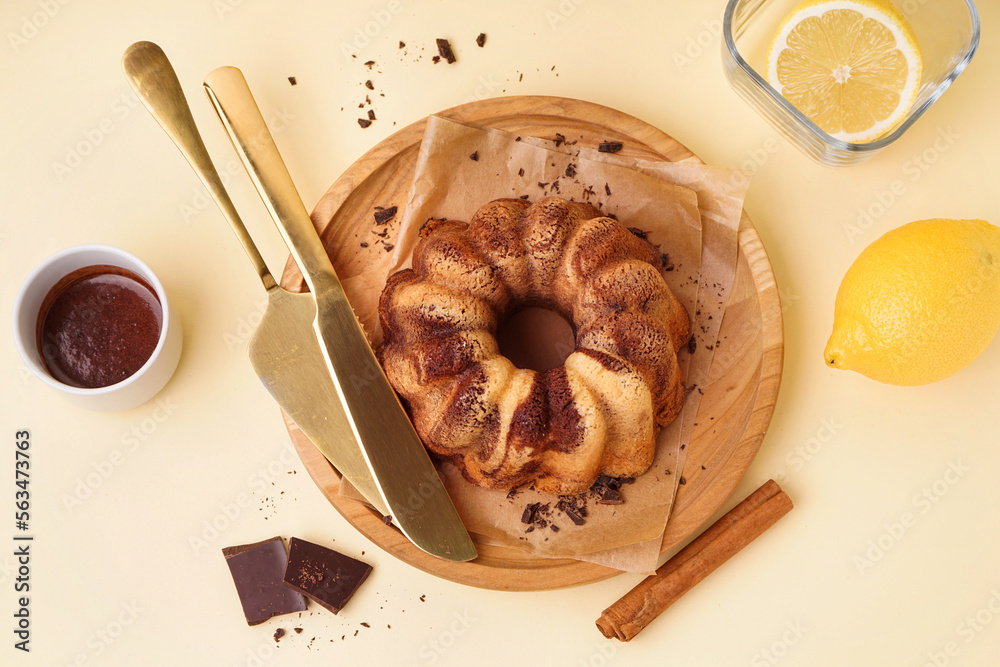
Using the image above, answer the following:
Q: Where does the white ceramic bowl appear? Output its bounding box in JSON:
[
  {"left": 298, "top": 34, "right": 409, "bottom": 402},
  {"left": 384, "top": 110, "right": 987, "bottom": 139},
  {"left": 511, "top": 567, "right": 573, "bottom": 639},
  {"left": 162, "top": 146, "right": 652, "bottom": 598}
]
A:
[{"left": 12, "top": 244, "right": 182, "bottom": 412}]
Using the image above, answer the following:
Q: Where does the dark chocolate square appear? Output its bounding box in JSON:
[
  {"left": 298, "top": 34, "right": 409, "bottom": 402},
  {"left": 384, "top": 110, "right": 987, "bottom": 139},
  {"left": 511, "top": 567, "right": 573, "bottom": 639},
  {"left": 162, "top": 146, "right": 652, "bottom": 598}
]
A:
[
  {"left": 223, "top": 537, "right": 308, "bottom": 626},
  {"left": 282, "top": 537, "right": 372, "bottom": 614}
]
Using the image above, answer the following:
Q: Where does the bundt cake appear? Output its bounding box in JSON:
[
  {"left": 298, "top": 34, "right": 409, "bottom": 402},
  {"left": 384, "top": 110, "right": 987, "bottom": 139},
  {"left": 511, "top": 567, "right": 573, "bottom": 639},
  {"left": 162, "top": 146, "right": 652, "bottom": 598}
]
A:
[{"left": 377, "top": 197, "right": 690, "bottom": 495}]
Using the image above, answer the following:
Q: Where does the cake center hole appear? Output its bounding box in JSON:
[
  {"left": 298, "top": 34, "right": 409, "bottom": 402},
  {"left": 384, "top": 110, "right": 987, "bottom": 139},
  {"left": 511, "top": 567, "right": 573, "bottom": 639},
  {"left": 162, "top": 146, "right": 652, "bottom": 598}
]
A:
[{"left": 496, "top": 306, "right": 575, "bottom": 372}]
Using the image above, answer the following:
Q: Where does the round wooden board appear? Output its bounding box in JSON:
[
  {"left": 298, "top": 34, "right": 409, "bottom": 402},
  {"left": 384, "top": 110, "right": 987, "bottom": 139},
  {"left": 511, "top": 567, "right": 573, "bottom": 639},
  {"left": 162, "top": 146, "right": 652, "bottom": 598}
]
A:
[{"left": 280, "top": 96, "right": 783, "bottom": 591}]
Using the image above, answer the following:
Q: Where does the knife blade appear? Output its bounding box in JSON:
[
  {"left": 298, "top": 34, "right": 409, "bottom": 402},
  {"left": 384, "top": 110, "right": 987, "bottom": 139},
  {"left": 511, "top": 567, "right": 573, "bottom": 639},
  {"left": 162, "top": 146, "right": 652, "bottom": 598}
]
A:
[
  {"left": 203, "top": 66, "right": 477, "bottom": 563},
  {"left": 121, "top": 41, "right": 389, "bottom": 517}
]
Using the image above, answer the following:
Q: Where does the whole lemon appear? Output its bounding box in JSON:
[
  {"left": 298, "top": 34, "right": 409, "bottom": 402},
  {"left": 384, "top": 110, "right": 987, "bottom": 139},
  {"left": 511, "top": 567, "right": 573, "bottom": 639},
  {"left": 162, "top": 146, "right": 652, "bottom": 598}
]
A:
[{"left": 824, "top": 219, "right": 1000, "bottom": 385}]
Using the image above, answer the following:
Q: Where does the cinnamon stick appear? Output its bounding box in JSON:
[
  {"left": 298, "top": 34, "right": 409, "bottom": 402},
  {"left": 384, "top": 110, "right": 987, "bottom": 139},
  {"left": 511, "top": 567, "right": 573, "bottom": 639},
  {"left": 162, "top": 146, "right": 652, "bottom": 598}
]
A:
[{"left": 595, "top": 479, "right": 792, "bottom": 641}]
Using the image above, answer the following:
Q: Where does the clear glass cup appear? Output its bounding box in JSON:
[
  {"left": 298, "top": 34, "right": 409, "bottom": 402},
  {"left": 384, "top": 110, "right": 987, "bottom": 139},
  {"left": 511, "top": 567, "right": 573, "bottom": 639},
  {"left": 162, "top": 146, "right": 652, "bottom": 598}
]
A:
[{"left": 722, "top": 0, "right": 980, "bottom": 166}]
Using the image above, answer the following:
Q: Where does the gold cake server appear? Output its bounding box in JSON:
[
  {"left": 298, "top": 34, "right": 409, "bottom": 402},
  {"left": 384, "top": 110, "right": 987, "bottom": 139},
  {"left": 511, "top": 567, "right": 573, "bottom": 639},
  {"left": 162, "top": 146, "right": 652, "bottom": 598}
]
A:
[
  {"left": 122, "top": 41, "right": 388, "bottom": 517},
  {"left": 203, "top": 65, "right": 477, "bottom": 562}
]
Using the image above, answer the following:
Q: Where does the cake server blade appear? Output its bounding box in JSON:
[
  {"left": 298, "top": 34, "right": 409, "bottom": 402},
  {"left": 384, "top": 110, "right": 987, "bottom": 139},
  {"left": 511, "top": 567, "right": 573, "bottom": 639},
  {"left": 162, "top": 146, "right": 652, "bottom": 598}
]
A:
[
  {"left": 122, "top": 41, "right": 388, "bottom": 517},
  {"left": 203, "top": 66, "right": 477, "bottom": 563}
]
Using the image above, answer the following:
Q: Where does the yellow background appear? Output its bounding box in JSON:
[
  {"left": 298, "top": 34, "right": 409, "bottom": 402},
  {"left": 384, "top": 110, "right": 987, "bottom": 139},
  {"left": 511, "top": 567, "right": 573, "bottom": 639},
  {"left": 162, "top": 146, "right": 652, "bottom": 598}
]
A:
[{"left": 2, "top": 1, "right": 998, "bottom": 665}]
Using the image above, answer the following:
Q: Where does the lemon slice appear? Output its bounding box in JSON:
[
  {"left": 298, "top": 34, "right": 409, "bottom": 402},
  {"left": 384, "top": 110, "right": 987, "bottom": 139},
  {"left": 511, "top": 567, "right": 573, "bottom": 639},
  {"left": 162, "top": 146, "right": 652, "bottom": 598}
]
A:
[{"left": 766, "top": 0, "right": 922, "bottom": 143}]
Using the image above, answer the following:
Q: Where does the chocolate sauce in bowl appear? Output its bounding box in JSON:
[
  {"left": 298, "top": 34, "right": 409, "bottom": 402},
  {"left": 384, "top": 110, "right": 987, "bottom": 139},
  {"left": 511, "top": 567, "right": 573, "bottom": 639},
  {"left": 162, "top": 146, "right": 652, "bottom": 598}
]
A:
[{"left": 35, "top": 264, "right": 163, "bottom": 389}]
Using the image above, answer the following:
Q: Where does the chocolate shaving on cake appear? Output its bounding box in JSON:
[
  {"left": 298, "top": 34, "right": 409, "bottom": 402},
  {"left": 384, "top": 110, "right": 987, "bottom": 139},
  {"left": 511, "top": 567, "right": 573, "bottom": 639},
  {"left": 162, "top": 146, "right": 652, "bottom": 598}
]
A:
[
  {"left": 287, "top": 76, "right": 297, "bottom": 86},
  {"left": 435, "top": 38, "right": 456, "bottom": 64},
  {"left": 357, "top": 118, "right": 372, "bottom": 129},
  {"left": 373, "top": 206, "right": 398, "bottom": 225},
  {"left": 476, "top": 32, "right": 486, "bottom": 47},
  {"left": 598, "top": 141, "right": 623, "bottom": 153},
  {"left": 365, "top": 80, "right": 374, "bottom": 90},
  {"left": 399, "top": 41, "right": 405, "bottom": 49},
  {"left": 367, "top": 109, "right": 376, "bottom": 120}
]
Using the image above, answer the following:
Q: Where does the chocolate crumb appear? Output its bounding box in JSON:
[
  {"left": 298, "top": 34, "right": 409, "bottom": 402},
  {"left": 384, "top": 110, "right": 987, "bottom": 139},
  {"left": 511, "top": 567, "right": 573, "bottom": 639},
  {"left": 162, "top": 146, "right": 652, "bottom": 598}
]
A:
[
  {"left": 550, "top": 524, "right": 560, "bottom": 532},
  {"left": 687, "top": 337, "right": 697, "bottom": 354},
  {"left": 564, "top": 506, "right": 586, "bottom": 526},
  {"left": 435, "top": 38, "right": 456, "bottom": 64},
  {"left": 628, "top": 227, "right": 648, "bottom": 239},
  {"left": 287, "top": 76, "right": 297, "bottom": 86},
  {"left": 537, "top": 182, "right": 548, "bottom": 189},
  {"left": 506, "top": 488, "right": 518, "bottom": 499},
  {"left": 360, "top": 622, "right": 370, "bottom": 628},
  {"left": 365, "top": 79, "right": 374, "bottom": 90},
  {"left": 384, "top": 244, "right": 394, "bottom": 252},
  {"left": 432, "top": 55, "right": 441, "bottom": 64},
  {"left": 364, "top": 60, "right": 375, "bottom": 68},
  {"left": 357, "top": 118, "right": 372, "bottom": 129},
  {"left": 679, "top": 477, "right": 687, "bottom": 485},
  {"left": 294, "top": 628, "right": 303, "bottom": 634},
  {"left": 604, "top": 183, "right": 612, "bottom": 196},
  {"left": 517, "top": 167, "right": 525, "bottom": 177},
  {"left": 419, "top": 595, "right": 426, "bottom": 602},
  {"left": 519, "top": 194, "right": 530, "bottom": 199},
  {"left": 367, "top": 109, "right": 376, "bottom": 120},
  {"left": 598, "top": 487, "right": 624, "bottom": 505},
  {"left": 470, "top": 151, "right": 479, "bottom": 161},
  {"left": 382, "top": 514, "right": 392, "bottom": 525},
  {"left": 374, "top": 206, "right": 397, "bottom": 225},
  {"left": 521, "top": 503, "right": 538, "bottom": 524},
  {"left": 399, "top": 41, "right": 405, "bottom": 49},
  {"left": 360, "top": 242, "right": 369, "bottom": 248},
  {"left": 564, "top": 163, "right": 576, "bottom": 178},
  {"left": 274, "top": 628, "right": 285, "bottom": 641},
  {"left": 598, "top": 141, "right": 623, "bottom": 153},
  {"left": 476, "top": 32, "right": 486, "bottom": 47}
]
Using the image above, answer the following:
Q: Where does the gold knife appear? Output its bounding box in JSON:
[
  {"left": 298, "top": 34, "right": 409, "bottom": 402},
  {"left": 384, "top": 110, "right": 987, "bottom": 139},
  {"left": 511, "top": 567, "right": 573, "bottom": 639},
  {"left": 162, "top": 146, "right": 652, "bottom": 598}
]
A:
[
  {"left": 121, "top": 41, "right": 389, "bottom": 517},
  {"left": 203, "top": 66, "right": 477, "bottom": 563}
]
